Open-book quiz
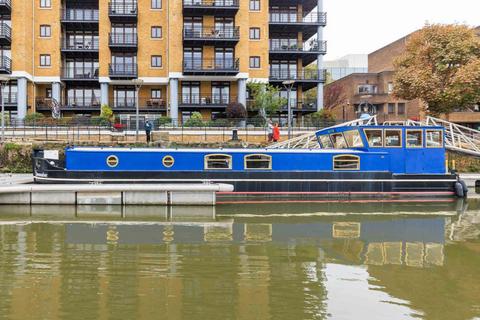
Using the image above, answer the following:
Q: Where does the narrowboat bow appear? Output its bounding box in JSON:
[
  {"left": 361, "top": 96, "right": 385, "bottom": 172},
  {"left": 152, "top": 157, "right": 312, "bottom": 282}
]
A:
[{"left": 33, "top": 122, "right": 468, "bottom": 199}]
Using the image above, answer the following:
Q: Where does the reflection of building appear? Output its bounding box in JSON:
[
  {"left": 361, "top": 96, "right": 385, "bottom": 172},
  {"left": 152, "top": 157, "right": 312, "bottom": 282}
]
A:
[{"left": 323, "top": 54, "right": 368, "bottom": 81}]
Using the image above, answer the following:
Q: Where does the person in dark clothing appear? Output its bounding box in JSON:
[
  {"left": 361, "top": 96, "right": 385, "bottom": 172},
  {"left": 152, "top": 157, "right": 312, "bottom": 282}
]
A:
[{"left": 145, "top": 120, "right": 153, "bottom": 143}]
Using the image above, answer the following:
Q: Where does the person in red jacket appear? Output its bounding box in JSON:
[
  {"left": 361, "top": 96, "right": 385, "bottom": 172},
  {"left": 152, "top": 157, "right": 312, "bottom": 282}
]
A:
[{"left": 272, "top": 122, "right": 280, "bottom": 142}]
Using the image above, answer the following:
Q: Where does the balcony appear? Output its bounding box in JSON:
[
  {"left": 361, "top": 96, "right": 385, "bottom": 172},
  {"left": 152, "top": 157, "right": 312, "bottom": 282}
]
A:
[
  {"left": 183, "top": 27, "right": 240, "bottom": 45},
  {"left": 109, "top": 33, "right": 138, "bottom": 51},
  {"left": 179, "top": 94, "right": 235, "bottom": 109},
  {"left": 0, "top": 23, "right": 11, "bottom": 46},
  {"left": 111, "top": 97, "right": 166, "bottom": 112},
  {"left": 61, "top": 67, "right": 99, "bottom": 82},
  {"left": 36, "top": 97, "right": 101, "bottom": 112},
  {"left": 0, "top": 56, "right": 11, "bottom": 74},
  {"left": 269, "top": 39, "right": 327, "bottom": 65},
  {"left": 61, "top": 9, "right": 99, "bottom": 29},
  {"left": 183, "top": 0, "right": 239, "bottom": 15},
  {"left": 109, "top": 63, "right": 138, "bottom": 79},
  {"left": 269, "top": 69, "right": 326, "bottom": 90},
  {"left": 269, "top": 11, "right": 327, "bottom": 39},
  {"left": 0, "top": 0, "right": 11, "bottom": 14},
  {"left": 108, "top": 2, "right": 138, "bottom": 22},
  {"left": 183, "top": 59, "right": 239, "bottom": 76},
  {"left": 61, "top": 37, "right": 99, "bottom": 56}
]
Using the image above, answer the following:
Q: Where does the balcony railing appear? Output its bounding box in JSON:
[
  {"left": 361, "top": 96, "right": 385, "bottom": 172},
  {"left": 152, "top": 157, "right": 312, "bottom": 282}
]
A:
[
  {"left": 0, "top": 23, "right": 11, "bottom": 41},
  {"left": 62, "top": 9, "right": 99, "bottom": 22},
  {"left": 109, "top": 63, "right": 138, "bottom": 77},
  {"left": 0, "top": 56, "right": 11, "bottom": 73},
  {"left": 183, "top": 59, "right": 239, "bottom": 73},
  {"left": 269, "top": 39, "right": 327, "bottom": 53},
  {"left": 109, "top": 33, "right": 138, "bottom": 46},
  {"left": 108, "top": 2, "right": 138, "bottom": 18},
  {"left": 62, "top": 67, "right": 99, "bottom": 80},
  {"left": 61, "top": 37, "right": 99, "bottom": 51},
  {"left": 65, "top": 97, "right": 101, "bottom": 108},
  {"left": 183, "top": 27, "right": 240, "bottom": 40},
  {"left": 180, "top": 94, "right": 235, "bottom": 105},
  {"left": 183, "top": 0, "right": 239, "bottom": 8},
  {"left": 269, "top": 11, "right": 327, "bottom": 25},
  {"left": 0, "top": 0, "right": 11, "bottom": 12},
  {"left": 269, "top": 69, "right": 326, "bottom": 82},
  {"left": 111, "top": 97, "right": 166, "bottom": 109}
]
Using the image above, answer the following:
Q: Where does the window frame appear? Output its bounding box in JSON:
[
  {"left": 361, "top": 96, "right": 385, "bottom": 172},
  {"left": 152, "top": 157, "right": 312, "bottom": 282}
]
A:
[
  {"left": 151, "top": 26, "right": 162, "bottom": 39},
  {"left": 343, "top": 129, "right": 364, "bottom": 148},
  {"left": 383, "top": 129, "right": 403, "bottom": 148},
  {"left": 204, "top": 154, "right": 233, "bottom": 170},
  {"left": 151, "top": 0, "right": 162, "bottom": 9},
  {"left": 333, "top": 155, "right": 360, "bottom": 171},
  {"left": 249, "top": 27, "right": 260, "bottom": 40},
  {"left": 425, "top": 129, "right": 444, "bottom": 148},
  {"left": 363, "top": 129, "right": 383, "bottom": 148},
  {"left": 406, "top": 129, "right": 423, "bottom": 148},
  {"left": 249, "top": 56, "right": 260, "bottom": 69},
  {"left": 249, "top": 0, "right": 261, "bottom": 11},
  {"left": 244, "top": 154, "right": 272, "bottom": 170},
  {"left": 39, "top": 54, "right": 51, "bottom": 67},
  {"left": 330, "top": 132, "right": 348, "bottom": 149},
  {"left": 151, "top": 89, "right": 162, "bottom": 99},
  {"left": 151, "top": 55, "right": 162, "bottom": 68},
  {"left": 40, "top": 25, "right": 51, "bottom": 38},
  {"left": 40, "top": 0, "right": 51, "bottom": 8},
  {"left": 319, "top": 134, "right": 333, "bottom": 149}
]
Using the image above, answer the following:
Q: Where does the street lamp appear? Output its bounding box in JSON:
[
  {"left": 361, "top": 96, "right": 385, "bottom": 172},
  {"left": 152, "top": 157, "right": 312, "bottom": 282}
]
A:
[
  {"left": 282, "top": 80, "right": 295, "bottom": 139},
  {"left": 132, "top": 78, "right": 144, "bottom": 142},
  {"left": 0, "top": 76, "right": 9, "bottom": 143}
]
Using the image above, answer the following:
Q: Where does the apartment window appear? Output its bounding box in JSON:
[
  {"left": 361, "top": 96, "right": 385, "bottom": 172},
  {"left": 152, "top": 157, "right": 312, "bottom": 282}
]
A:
[
  {"left": 387, "top": 103, "right": 395, "bottom": 114},
  {"left": 151, "top": 89, "right": 161, "bottom": 99},
  {"left": 40, "top": 0, "right": 51, "bottom": 8},
  {"left": 387, "top": 82, "right": 394, "bottom": 94},
  {"left": 46, "top": 88, "right": 52, "bottom": 99},
  {"left": 358, "top": 84, "right": 377, "bottom": 94},
  {"left": 40, "top": 25, "right": 51, "bottom": 37},
  {"left": 249, "top": 0, "right": 260, "bottom": 11},
  {"left": 151, "top": 0, "right": 162, "bottom": 9},
  {"left": 249, "top": 56, "right": 260, "bottom": 68},
  {"left": 40, "top": 54, "right": 51, "bottom": 66},
  {"left": 397, "top": 103, "right": 406, "bottom": 115},
  {"left": 151, "top": 55, "right": 162, "bottom": 67},
  {"left": 249, "top": 28, "right": 260, "bottom": 40},
  {"left": 151, "top": 26, "right": 162, "bottom": 38}
]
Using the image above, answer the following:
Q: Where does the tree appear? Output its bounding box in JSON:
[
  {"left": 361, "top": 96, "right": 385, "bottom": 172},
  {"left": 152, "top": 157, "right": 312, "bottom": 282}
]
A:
[
  {"left": 324, "top": 83, "right": 346, "bottom": 109},
  {"left": 225, "top": 102, "right": 247, "bottom": 119},
  {"left": 100, "top": 104, "right": 114, "bottom": 121},
  {"left": 393, "top": 24, "right": 480, "bottom": 115},
  {"left": 247, "top": 82, "right": 287, "bottom": 118}
]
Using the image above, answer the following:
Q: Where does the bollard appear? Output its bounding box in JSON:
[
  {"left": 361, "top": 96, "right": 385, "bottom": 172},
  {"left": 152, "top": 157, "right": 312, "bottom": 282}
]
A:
[{"left": 232, "top": 129, "right": 238, "bottom": 141}]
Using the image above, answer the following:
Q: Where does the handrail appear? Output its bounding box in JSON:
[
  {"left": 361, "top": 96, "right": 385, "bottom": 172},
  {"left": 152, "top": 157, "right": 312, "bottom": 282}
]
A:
[
  {"left": 270, "top": 39, "right": 327, "bottom": 52},
  {"left": 0, "top": 0, "right": 11, "bottom": 7},
  {"left": 0, "top": 23, "right": 11, "bottom": 39},
  {"left": 269, "top": 69, "right": 327, "bottom": 81},
  {"left": 62, "top": 37, "right": 99, "bottom": 50},
  {"left": 183, "top": 58, "right": 240, "bottom": 71},
  {"left": 109, "top": 63, "right": 138, "bottom": 76},
  {"left": 180, "top": 94, "right": 236, "bottom": 105},
  {"left": 0, "top": 56, "right": 11, "bottom": 71},
  {"left": 108, "top": 3, "right": 138, "bottom": 15},
  {"left": 62, "top": 67, "right": 99, "bottom": 79},
  {"left": 183, "top": 0, "right": 239, "bottom": 7},
  {"left": 269, "top": 11, "right": 327, "bottom": 24},
  {"left": 109, "top": 33, "right": 138, "bottom": 45},
  {"left": 62, "top": 9, "right": 99, "bottom": 22},
  {"left": 183, "top": 27, "right": 240, "bottom": 39}
]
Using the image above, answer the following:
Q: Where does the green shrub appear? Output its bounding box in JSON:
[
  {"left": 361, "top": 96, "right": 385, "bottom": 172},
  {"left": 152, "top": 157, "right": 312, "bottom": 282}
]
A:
[
  {"left": 183, "top": 112, "right": 205, "bottom": 127},
  {"left": 24, "top": 112, "right": 45, "bottom": 125},
  {"left": 91, "top": 116, "right": 111, "bottom": 126},
  {"left": 100, "top": 105, "right": 114, "bottom": 121},
  {"left": 207, "top": 118, "right": 230, "bottom": 127},
  {"left": 157, "top": 116, "right": 172, "bottom": 126}
]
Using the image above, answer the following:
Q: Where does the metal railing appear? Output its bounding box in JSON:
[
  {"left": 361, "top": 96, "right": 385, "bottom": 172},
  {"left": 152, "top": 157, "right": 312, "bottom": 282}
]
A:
[
  {"left": 183, "top": 27, "right": 240, "bottom": 40},
  {"left": 0, "top": 56, "right": 11, "bottom": 73},
  {"left": 62, "top": 67, "right": 99, "bottom": 80},
  {"left": 61, "top": 37, "right": 99, "bottom": 50},
  {"left": 0, "top": 23, "right": 11, "bottom": 40},
  {"left": 269, "top": 11, "right": 327, "bottom": 24},
  {"left": 109, "top": 63, "right": 138, "bottom": 77},
  {"left": 36, "top": 97, "right": 101, "bottom": 109},
  {"left": 61, "top": 9, "right": 99, "bottom": 22},
  {"left": 183, "top": 0, "right": 239, "bottom": 7},
  {"left": 0, "top": 0, "right": 11, "bottom": 8},
  {"left": 108, "top": 2, "right": 138, "bottom": 15},
  {"left": 110, "top": 97, "right": 167, "bottom": 109},
  {"left": 269, "top": 39, "right": 327, "bottom": 53},
  {"left": 180, "top": 94, "right": 236, "bottom": 105},
  {"left": 183, "top": 58, "right": 240, "bottom": 72},
  {"left": 109, "top": 33, "right": 138, "bottom": 46},
  {"left": 269, "top": 69, "right": 327, "bottom": 81}
]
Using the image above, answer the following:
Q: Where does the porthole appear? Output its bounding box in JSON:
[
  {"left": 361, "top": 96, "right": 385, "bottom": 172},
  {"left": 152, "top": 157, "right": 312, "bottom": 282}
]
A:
[
  {"left": 106, "top": 155, "right": 119, "bottom": 168},
  {"left": 162, "top": 155, "right": 175, "bottom": 168}
]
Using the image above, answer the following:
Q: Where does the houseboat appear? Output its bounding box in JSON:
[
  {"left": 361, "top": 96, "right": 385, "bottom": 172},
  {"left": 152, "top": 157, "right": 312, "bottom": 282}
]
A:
[{"left": 32, "top": 123, "right": 468, "bottom": 198}]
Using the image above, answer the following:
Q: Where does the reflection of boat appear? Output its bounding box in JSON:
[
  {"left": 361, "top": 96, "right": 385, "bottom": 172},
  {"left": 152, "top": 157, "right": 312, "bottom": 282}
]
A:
[{"left": 32, "top": 123, "right": 467, "bottom": 199}]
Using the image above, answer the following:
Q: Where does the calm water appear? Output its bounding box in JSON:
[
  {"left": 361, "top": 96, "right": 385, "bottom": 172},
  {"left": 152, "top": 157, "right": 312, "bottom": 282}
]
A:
[{"left": 0, "top": 200, "right": 479, "bottom": 320}]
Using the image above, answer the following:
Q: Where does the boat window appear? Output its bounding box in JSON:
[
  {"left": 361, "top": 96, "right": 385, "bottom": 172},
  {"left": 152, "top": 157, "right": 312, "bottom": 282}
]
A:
[
  {"left": 162, "top": 155, "right": 175, "bottom": 168},
  {"left": 333, "top": 155, "right": 360, "bottom": 170},
  {"left": 244, "top": 154, "right": 272, "bottom": 170},
  {"left": 343, "top": 130, "right": 364, "bottom": 148},
  {"left": 406, "top": 130, "right": 423, "bottom": 148},
  {"left": 205, "top": 154, "right": 232, "bottom": 170},
  {"left": 384, "top": 129, "right": 402, "bottom": 147},
  {"left": 319, "top": 135, "right": 333, "bottom": 149},
  {"left": 330, "top": 133, "right": 348, "bottom": 149},
  {"left": 364, "top": 129, "right": 383, "bottom": 147},
  {"left": 426, "top": 129, "right": 443, "bottom": 148}
]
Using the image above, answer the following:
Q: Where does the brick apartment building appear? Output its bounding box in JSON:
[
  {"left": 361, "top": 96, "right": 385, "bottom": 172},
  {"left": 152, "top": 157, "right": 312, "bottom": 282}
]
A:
[
  {"left": 0, "top": 0, "right": 327, "bottom": 124},
  {"left": 326, "top": 27, "right": 480, "bottom": 128}
]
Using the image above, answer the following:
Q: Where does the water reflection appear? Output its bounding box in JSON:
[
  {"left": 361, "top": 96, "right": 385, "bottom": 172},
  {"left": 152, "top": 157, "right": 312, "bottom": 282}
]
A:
[{"left": 0, "top": 200, "right": 478, "bottom": 320}]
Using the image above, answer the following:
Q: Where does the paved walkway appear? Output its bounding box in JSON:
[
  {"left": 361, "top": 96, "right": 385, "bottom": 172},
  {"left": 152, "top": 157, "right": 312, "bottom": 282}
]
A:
[{"left": 0, "top": 174, "right": 33, "bottom": 186}]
